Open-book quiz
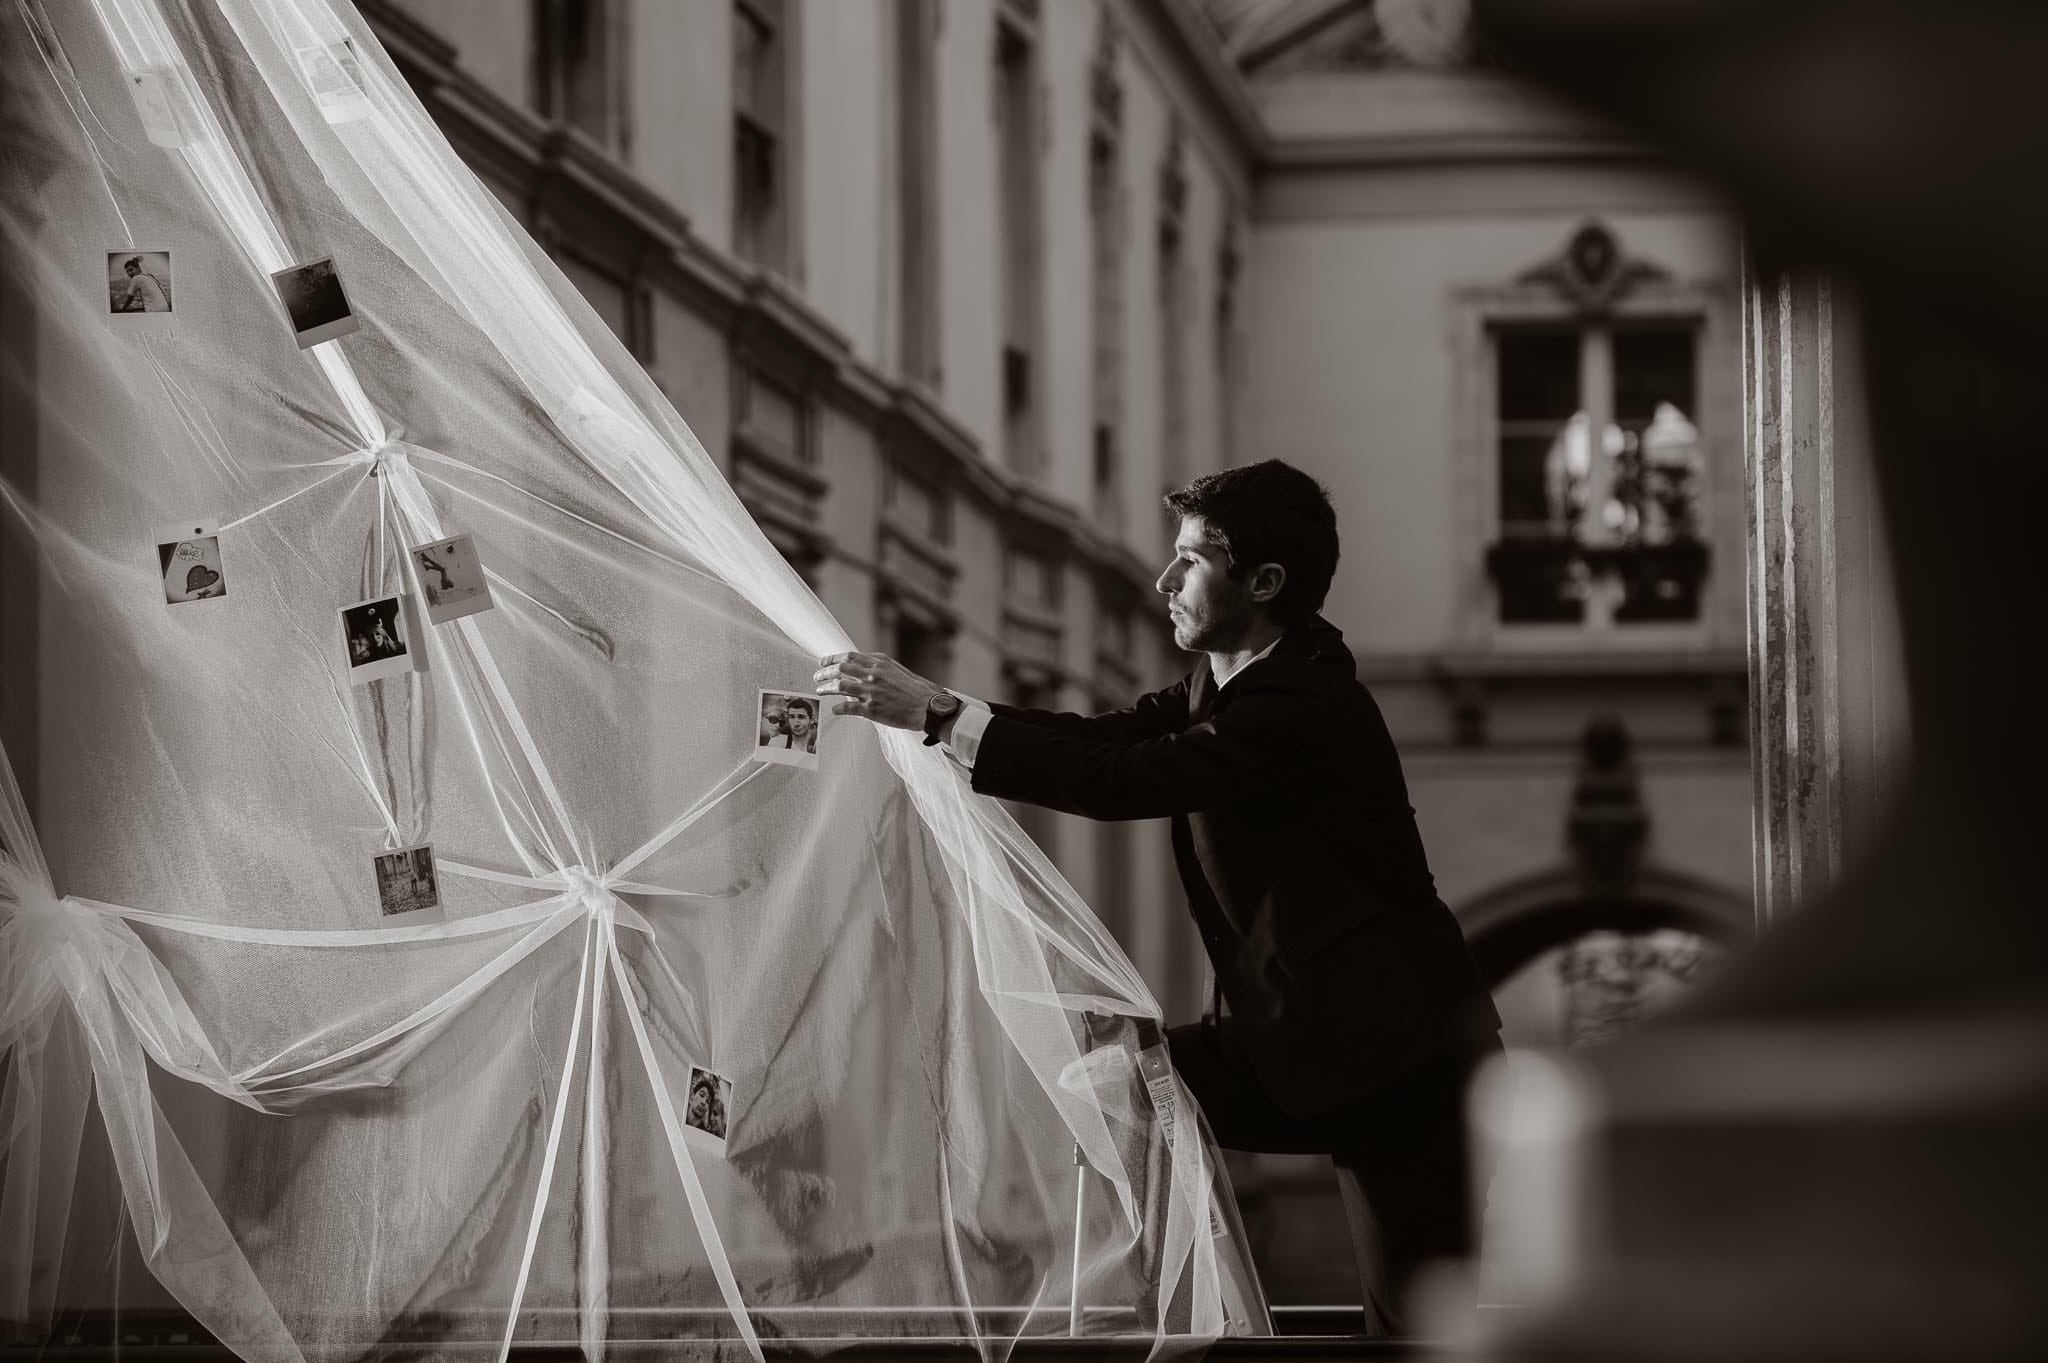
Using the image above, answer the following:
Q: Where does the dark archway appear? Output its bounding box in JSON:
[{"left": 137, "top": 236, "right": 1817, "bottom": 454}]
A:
[{"left": 1460, "top": 864, "right": 1753, "bottom": 988}]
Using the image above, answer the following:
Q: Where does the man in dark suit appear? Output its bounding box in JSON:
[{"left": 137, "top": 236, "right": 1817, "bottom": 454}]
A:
[{"left": 815, "top": 460, "right": 1501, "bottom": 1333}]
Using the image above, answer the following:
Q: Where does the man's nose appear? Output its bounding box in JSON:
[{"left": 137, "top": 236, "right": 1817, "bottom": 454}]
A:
[{"left": 1156, "top": 564, "right": 1176, "bottom": 594}]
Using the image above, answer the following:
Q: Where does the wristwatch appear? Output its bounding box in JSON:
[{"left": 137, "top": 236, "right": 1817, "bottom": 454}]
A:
[{"left": 922, "top": 690, "right": 962, "bottom": 747}]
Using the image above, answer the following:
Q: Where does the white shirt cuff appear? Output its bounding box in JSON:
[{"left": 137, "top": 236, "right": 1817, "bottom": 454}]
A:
[{"left": 944, "top": 693, "right": 993, "bottom": 770}]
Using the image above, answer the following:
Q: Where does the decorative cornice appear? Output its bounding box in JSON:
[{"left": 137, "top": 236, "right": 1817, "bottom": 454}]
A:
[
  {"left": 730, "top": 272, "right": 849, "bottom": 393},
  {"left": 1418, "top": 648, "right": 1745, "bottom": 682},
  {"left": 1006, "top": 482, "right": 1082, "bottom": 556},
  {"left": 1263, "top": 130, "right": 1661, "bottom": 171},
  {"left": 1143, "top": 0, "right": 1271, "bottom": 160}
]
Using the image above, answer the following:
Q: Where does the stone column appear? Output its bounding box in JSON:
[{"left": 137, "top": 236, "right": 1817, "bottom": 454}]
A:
[{"left": 1740, "top": 264, "right": 1906, "bottom": 927}]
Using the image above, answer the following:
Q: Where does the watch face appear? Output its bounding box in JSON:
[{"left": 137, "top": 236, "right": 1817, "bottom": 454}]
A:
[{"left": 931, "top": 693, "right": 960, "bottom": 716}]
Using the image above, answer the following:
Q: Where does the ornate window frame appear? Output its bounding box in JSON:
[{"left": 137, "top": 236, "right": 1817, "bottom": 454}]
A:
[{"left": 1451, "top": 221, "right": 1736, "bottom": 653}]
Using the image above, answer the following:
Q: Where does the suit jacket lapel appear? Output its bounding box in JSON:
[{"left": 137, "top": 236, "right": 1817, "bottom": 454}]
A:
[{"left": 1188, "top": 657, "right": 1219, "bottom": 723}]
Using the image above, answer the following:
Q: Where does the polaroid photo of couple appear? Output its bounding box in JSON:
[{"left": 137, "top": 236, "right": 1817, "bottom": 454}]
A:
[
  {"left": 154, "top": 521, "right": 226, "bottom": 604},
  {"left": 408, "top": 533, "right": 494, "bottom": 625},
  {"left": 754, "top": 690, "right": 820, "bottom": 770},
  {"left": 338, "top": 594, "right": 426, "bottom": 686},
  {"left": 682, "top": 1064, "right": 734, "bottom": 1153}
]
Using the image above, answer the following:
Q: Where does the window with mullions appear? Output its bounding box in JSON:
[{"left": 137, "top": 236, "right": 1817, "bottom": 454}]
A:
[
  {"left": 734, "top": 0, "right": 788, "bottom": 271},
  {"left": 1090, "top": 127, "right": 1124, "bottom": 532},
  {"left": 534, "top": 0, "right": 627, "bottom": 153},
  {"left": 1492, "top": 320, "right": 1704, "bottom": 625},
  {"left": 995, "top": 18, "right": 1043, "bottom": 479}
]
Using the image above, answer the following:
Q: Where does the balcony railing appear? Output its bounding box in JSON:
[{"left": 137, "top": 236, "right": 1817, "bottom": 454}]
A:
[{"left": 1485, "top": 532, "right": 1708, "bottom": 626}]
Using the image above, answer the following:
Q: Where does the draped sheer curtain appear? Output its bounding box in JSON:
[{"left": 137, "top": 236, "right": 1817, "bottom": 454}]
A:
[{"left": 0, "top": 0, "right": 1268, "bottom": 1357}]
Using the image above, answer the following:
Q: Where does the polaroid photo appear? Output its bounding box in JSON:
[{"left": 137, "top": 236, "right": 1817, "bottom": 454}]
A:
[
  {"left": 753, "top": 689, "right": 821, "bottom": 770},
  {"left": 123, "top": 68, "right": 198, "bottom": 147},
  {"left": 270, "top": 255, "right": 361, "bottom": 349},
  {"left": 294, "top": 37, "right": 370, "bottom": 122},
  {"left": 408, "top": 533, "right": 494, "bottom": 625},
  {"left": 338, "top": 593, "right": 421, "bottom": 686},
  {"left": 682, "top": 1064, "right": 734, "bottom": 1153},
  {"left": 372, "top": 842, "right": 443, "bottom": 924},
  {"left": 107, "top": 250, "right": 176, "bottom": 336},
  {"left": 154, "top": 520, "right": 226, "bottom": 605}
]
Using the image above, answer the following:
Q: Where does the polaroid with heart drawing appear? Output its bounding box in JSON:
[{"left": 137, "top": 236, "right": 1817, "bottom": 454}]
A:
[{"left": 154, "top": 520, "right": 226, "bottom": 604}]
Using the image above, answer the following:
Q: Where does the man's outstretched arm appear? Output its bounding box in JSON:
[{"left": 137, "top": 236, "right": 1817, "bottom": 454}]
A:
[
  {"left": 967, "top": 675, "right": 1339, "bottom": 821},
  {"left": 814, "top": 650, "right": 1190, "bottom": 748}
]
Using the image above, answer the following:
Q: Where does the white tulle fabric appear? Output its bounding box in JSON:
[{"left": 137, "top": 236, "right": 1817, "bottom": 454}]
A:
[{"left": 0, "top": 0, "right": 1269, "bottom": 1357}]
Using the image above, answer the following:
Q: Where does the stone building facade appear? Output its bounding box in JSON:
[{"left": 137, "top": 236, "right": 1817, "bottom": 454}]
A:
[{"left": 352, "top": 0, "right": 1762, "bottom": 1305}]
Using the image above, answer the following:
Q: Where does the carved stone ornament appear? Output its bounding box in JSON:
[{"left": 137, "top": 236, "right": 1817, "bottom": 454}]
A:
[
  {"left": 1519, "top": 220, "right": 1672, "bottom": 315},
  {"left": 1567, "top": 716, "right": 1649, "bottom": 890}
]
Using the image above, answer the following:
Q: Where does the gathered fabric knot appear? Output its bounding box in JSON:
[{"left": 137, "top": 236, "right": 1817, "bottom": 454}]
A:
[
  {"left": 352, "top": 425, "right": 409, "bottom": 473},
  {"left": 361, "top": 441, "right": 410, "bottom": 475},
  {"left": 1, "top": 859, "right": 66, "bottom": 925},
  {"left": 559, "top": 865, "right": 609, "bottom": 913},
  {"left": 1, "top": 861, "right": 87, "bottom": 1033},
  {"left": 545, "top": 864, "right": 652, "bottom": 936}
]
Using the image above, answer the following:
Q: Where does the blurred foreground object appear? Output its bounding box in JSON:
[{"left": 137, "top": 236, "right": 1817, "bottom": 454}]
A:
[{"left": 1470, "top": 1, "right": 2048, "bottom": 1359}]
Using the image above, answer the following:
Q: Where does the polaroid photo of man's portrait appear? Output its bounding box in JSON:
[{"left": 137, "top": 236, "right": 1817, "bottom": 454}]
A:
[
  {"left": 372, "top": 842, "right": 442, "bottom": 923},
  {"left": 270, "top": 255, "right": 360, "bottom": 349},
  {"left": 408, "top": 533, "right": 494, "bottom": 625},
  {"left": 338, "top": 594, "right": 419, "bottom": 685},
  {"left": 683, "top": 1064, "right": 734, "bottom": 1152},
  {"left": 107, "top": 250, "right": 176, "bottom": 335},
  {"left": 754, "top": 690, "right": 821, "bottom": 769},
  {"left": 154, "top": 520, "right": 226, "bottom": 605},
  {"left": 294, "top": 37, "right": 369, "bottom": 122}
]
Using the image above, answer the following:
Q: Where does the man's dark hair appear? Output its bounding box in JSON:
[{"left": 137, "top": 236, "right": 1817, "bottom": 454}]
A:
[{"left": 1163, "top": 460, "right": 1340, "bottom": 624}]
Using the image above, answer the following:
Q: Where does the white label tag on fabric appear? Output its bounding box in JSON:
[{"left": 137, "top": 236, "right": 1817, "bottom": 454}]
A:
[
  {"left": 1138, "top": 1046, "right": 1226, "bottom": 1237},
  {"left": 124, "top": 69, "right": 197, "bottom": 147},
  {"left": 1139, "top": 1046, "right": 1177, "bottom": 1145},
  {"left": 1144, "top": 1072, "right": 1178, "bottom": 1147}
]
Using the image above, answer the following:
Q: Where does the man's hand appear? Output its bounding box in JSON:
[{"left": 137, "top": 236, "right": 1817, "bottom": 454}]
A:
[{"left": 814, "top": 651, "right": 943, "bottom": 731}]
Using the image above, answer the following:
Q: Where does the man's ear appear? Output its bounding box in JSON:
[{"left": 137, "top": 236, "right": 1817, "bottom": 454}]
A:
[{"left": 1249, "top": 562, "right": 1288, "bottom": 606}]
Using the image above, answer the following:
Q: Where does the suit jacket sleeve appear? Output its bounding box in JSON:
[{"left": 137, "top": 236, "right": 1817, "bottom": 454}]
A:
[
  {"left": 987, "top": 675, "right": 1192, "bottom": 746},
  {"left": 971, "top": 668, "right": 1336, "bottom": 820}
]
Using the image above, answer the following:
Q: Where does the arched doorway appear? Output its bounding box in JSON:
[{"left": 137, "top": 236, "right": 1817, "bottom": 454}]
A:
[{"left": 1462, "top": 865, "right": 1752, "bottom": 1050}]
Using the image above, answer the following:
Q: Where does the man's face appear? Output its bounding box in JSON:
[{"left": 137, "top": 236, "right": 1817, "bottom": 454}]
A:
[
  {"left": 1155, "top": 517, "right": 1257, "bottom": 652},
  {"left": 123, "top": 261, "right": 139, "bottom": 277},
  {"left": 785, "top": 705, "right": 813, "bottom": 738}
]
